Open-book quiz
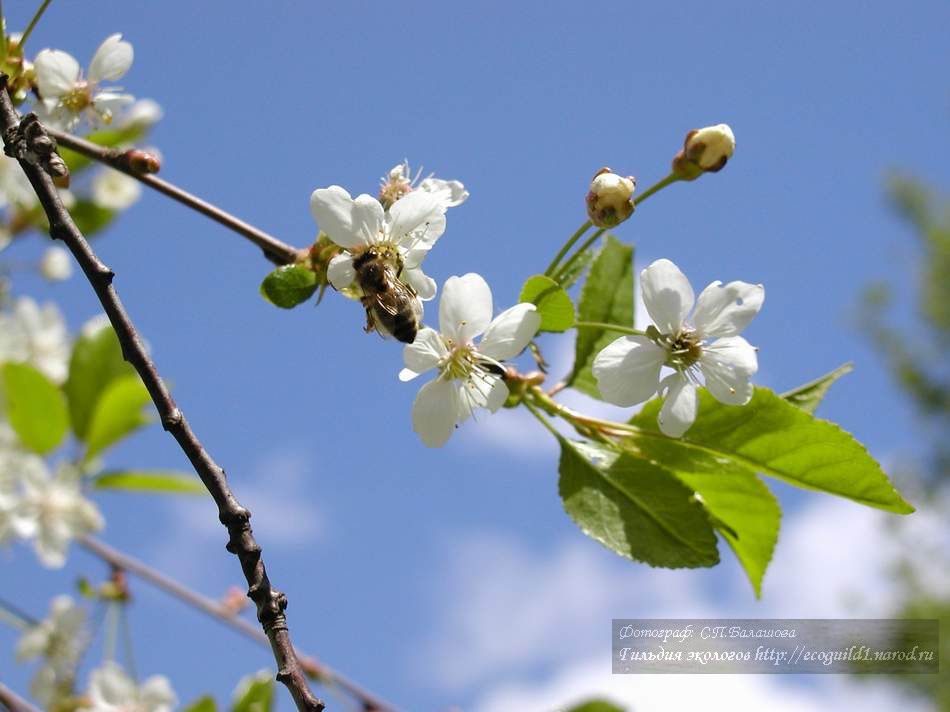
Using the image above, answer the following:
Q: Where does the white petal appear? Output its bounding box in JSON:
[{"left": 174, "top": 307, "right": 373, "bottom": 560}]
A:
[
  {"left": 402, "top": 327, "right": 446, "bottom": 375},
  {"left": 657, "top": 373, "right": 698, "bottom": 437},
  {"left": 439, "top": 273, "right": 493, "bottom": 344},
  {"left": 478, "top": 303, "right": 540, "bottom": 361},
  {"left": 456, "top": 372, "right": 505, "bottom": 420},
  {"left": 88, "top": 34, "right": 133, "bottom": 83},
  {"left": 15, "top": 626, "right": 48, "bottom": 661},
  {"left": 139, "top": 675, "right": 177, "bottom": 712},
  {"left": 485, "top": 376, "right": 509, "bottom": 413},
  {"left": 388, "top": 190, "right": 441, "bottom": 242},
  {"left": 420, "top": 177, "right": 469, "bottom": 208},
  {"left": 640, "top": 258, "right": 694, "bottom": 335},
  {"left": 327, "top": 253, "right": 356, "bottom": 290},
  {"left": 91, "top": 91, "right": 135, "bottom": 118},
  {"left": 591, "top": 335, "right": 666, "bottom": 407},
  {"left": 33, "top": 50, "right": 81, "bottom": 98},
  {"left": 412, "top": 378, "right": 460, "bottom": 448},
  {"left": 401, "top": 266, "right": 437, "bottom": 301},
  {"left": 700, "top": 335, "right": 758, "bottom": 405},
  {"left": 692, "top": 280, "right": 764, "bottom": 338},
  {"left": 310, "top": 186, "right": 378, "bottom": 249}
]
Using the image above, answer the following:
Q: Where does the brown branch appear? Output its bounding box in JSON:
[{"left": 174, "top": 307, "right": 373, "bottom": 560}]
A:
[
  {"left": 0, "top": 682, "right": 42, "bottom": 712},
  {"left": 45, "top": 127, "right": 306, "bottom": 267},
  {"left": 0, "top": 80, "right": 323, "bottom": 712},
  {"left": 78, "top": 535, "right": 398, "bottom": 712}
]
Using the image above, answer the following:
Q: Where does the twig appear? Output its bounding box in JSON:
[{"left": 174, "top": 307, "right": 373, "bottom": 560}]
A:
[
  {"left": 0, "top": 80, "right": 323, "bottom": 712},
  {"left": 78, "top": 535, "right": 398, "bottom": 712},
  {"left": 46, "top": 127, "right": 305, "bottom": 267},
  {"left": 0, "top": 682, "right": 41, "bottom": 712}
]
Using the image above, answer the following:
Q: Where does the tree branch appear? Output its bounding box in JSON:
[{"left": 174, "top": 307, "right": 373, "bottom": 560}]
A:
[
  {"left": 45, "top": 127, "right": 305, "bottom": 267},
  {"left": 0, "top": 682, "right": 42, "bottom": 712},
  {"left": 78, "top": 535, "right": 398, "bottom": 712},
  {"left": 0, "top": 80, "right": 323, "bottom": 712}
]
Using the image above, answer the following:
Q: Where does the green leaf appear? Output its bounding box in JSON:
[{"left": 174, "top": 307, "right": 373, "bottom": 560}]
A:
[
  {"left": 629, "top": 387, "right": 914, "bottom": 514},
  {"left": 781, "top": 362, "right": 854, "bottom": 414},
  {"left": 93, "top": 470, "right": 206, "bottom": 495},
  {"left": 1, "top": 362, "right": 69, "bottom": 454},
  {"left": 671, "top": 466, "right": 780, "bottom": 597},
  {"left": 69, "top": 200, "right": 117, "bottom": 236},
  {"left": 65, "top": 322, "right": 135, "bottom": 440},
  {"left": 565, "top": 701, "right": 626, "bottom": 712},
  {"left": 231, "top": 673, "right": 274, "bottom": 712},
  {"left": 556, "top": 248, "right": 595, "bottom": 289},
  {"left": 83, "top": 375, "right": 152, "bottom": 460},
  {"left": 558, "top": 438, "right": 719, "bottom": 568},
  {"left": 519, "top": 274, "right": 575, "bottom": 332},
  {"left": 76, "top": 577, "right": 97, "bottom": 599},
  {"left": 183, "top": 697, "right": 218, "bottom": 712},
  {"left": 259, "top": 265, "right": 318, "bottom": 308},
  {"left": 567, "top": 235, "right": 634, "bottom": 398}
]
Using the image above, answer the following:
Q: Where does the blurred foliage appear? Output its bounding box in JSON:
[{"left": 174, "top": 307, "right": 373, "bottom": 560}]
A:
[{"left": 858, "top": 175, "right": 950, "bottom": 709}]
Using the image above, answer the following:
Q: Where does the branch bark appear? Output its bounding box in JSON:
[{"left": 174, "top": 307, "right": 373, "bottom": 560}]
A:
[
  {"left": 78, "top": 535, "right": 397, "bottom": 712},
  {"left": 0, "top": 80, "right": 323, "bottom": 712},
  {"left": 45, "top": 127, "right": 305, "bottom": 266},
  {"left": 0, "top": 682, "right": 42, "bottom": 712}
]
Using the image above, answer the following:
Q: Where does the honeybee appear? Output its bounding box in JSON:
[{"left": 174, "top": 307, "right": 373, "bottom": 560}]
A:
[{"left": 352, "top": 246, "right": 422, "bottom": 344}]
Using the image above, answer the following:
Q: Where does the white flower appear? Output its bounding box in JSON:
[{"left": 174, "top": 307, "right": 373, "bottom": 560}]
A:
[
  {"left": 0, "top": 155, "right": 37, "bottom": 209},
  {"left": 33, "top": 34, "right": 135, "bottom": 130},
  {"left": 593, "top": 258, "right": 764, "bottom": 437},
  {"left": 0, "top": 297, "right": 71, "bottom": 383},
  {"left": 399, "top": 273, "right": 541, "bottom": 447},
  {"left": 93, "top": 168, "right": 142, "bottom": 210},
  {"left": 378, "top": 160, "right": 469, "bottom": 211},
  {"left": 39, "top": 246, "right": 73, "bottom": 281},
  {"left": 310, "top": 185, "right": 446, "bottom": 301},
  {"left": 86, "top": 662, "right": 177, "bottom": 712},
  {"left": 16, "top": 595, "right": 87, "bottom": 706},
  {"left": 12, "top": 460, "right": 104, "bottom": 568}
]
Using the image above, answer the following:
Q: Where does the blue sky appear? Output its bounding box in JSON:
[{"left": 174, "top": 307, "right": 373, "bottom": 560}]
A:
[{"left": 2, "top": 1, "right": 949, "bottom": 710}]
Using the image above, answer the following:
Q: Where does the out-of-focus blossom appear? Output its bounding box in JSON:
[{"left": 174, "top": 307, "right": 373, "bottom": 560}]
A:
[
  {"left": 39, "top": 246, "right": 73, "bottom": 281},
  {"left": 0, "top": 297, "right": 71, "bottom": 383},
  {"left": 92, "top": 168, "right": 142, "bottom": 210},
  {"left": 86, "top": 662, "right": 176, "bottom": 712}
]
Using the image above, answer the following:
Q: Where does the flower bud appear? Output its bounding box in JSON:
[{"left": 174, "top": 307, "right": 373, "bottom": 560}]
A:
[
  {"left": 672, "top": 123, "right": 735, "bottom": 180},
  {"left": 39, "top": 247, "right": 73, "bottom": 282},
  {"left": 586, "top": 168, "right": 636, "bottom": 228},
  {"left": 125, "top": 148, "right": 161, "bottom": 174}
]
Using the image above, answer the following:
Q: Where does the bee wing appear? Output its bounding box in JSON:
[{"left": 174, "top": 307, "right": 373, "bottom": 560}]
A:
[{"left": 368, "top": 289, "right": 402, "bottom": 317}]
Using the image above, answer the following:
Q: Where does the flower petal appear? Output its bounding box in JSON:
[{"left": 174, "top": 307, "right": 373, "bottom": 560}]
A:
[
  {"left": 310, "top": 186, "right": 381, "bottom": 249},
  {"left": 439, "top": 273, "right": 493, "bottom": 344},
  {"left": 640, "top": 258, "right": 694, "bottom": 335},
  {"left": 420, "top": 177, "right": 469, "bottom": 208},
  {"left": 412, "top": 378, "right": 460, "bottom": 447},
  {"left": 388, "top": 190, "right": 442, "bottom": 243},
  {"left": 327, "top": 253, "right": 356, "bottom": 290},
  {"left": 401, "top": 266, "right": 437, "bottom": 301},
  {"left": 591, "top": 335, "right": 666, "bottom": 406},
  {"left": 456, "top": 372, "right": 505, "bottom": 421},
  {"left": 692, "top": 280, "right": 764, "bottom": 338},
  {"left": 700, "top": 335, "right": 758, "bottom": 405},
  {"left": 402, "top": 327, "right": 447, "bottom": 377},
  {"left": 657, "top": 373, "right": 698, "bottom": 437},
  {"left": 33, "top": 49, "right": 81, "bottom": 98},
  {"left": 88, "top": 34, "right": 134, "bottom": 83},
  {"left": 478, "top": 303, "right": 540, "bottom": 361}
]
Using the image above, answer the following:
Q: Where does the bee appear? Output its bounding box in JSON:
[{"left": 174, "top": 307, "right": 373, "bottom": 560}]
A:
[{"left": 351, "top": 246, "right": 422, "bottom": 344}]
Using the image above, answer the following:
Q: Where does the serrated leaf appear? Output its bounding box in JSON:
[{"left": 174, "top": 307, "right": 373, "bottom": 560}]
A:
[
  {"left": 183, "top": 697, "right": 218, "bottom": 712},
  {"left": 65, "top": 323, "right": 135, "bottom": 440},
  {"left": 781, "top": 362, "right": 854, "bottom": 414},
  {"left": 519, "top": 274, "right": 575, "bottom": 332},
  {"left": 556, "top": 248, "right": 595, "bottom": 289},
  {"left": 93, "top": 470, "right": 206, "bottom": 495},
  {"left": 629, "top": 387, "right": 913, "bottom": 514},
  {"left": 232, "top": 673, "right": 274, "bottom": 712},
  {"left": 567, "top": 235, "right": 634, "bottom": 398},
  {"left": 558, "top": 438, "right": 719, "bottom": 568},
  {"left": 260, "top": 265, "right": 318, "bottom": 309},
  {"left": 70, "top": 200, "right": 117, "bottom": 236},
  {"left": 566, "top": 701, "right": 626, "bottom": 712},
  {"left": 1, "top": 362, "right": 69, "bottom": 454},
  {"left": 83, "top": 375, "right": 152, "bottom": 461}
]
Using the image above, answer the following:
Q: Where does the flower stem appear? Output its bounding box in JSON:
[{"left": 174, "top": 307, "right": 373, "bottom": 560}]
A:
[
  {"left": 17, "top": 0, "right": 52, "bottom": 50},
  {"left": 574, "top": 321, "right": 646, "bottom": 337},
  {"left": 544, "top": 220, "right": 592, "bottom": 277},
  {"left": 523, "top": 399, "right": 562, "bottom": 439},
  {"left": 552, "top": 227, "right": 606, "bottom": 282},
  {"left": 0, "top": 596, "right": 35, "bottom": 630},
  {"left": 633, "top": 172, "right": 680, "bottom": 206}
]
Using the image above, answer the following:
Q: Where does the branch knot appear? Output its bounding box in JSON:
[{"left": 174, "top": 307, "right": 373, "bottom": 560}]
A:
[{"left": 3, "top": 113, "right": 70, "bottom": 186}]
